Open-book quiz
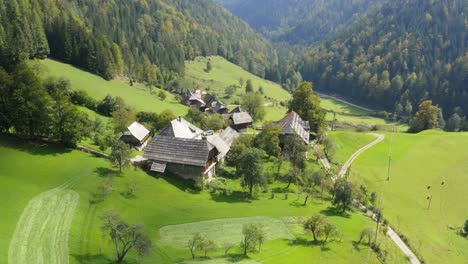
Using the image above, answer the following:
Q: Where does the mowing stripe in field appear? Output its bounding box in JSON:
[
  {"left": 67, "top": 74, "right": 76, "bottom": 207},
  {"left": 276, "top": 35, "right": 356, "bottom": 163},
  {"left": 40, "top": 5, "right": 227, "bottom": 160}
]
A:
[
  {"left": 8, "top": 188, "right": 79, "bottom": 264},
  {"left": 159, "top": 216, "right": 294, "bottom": 248}
]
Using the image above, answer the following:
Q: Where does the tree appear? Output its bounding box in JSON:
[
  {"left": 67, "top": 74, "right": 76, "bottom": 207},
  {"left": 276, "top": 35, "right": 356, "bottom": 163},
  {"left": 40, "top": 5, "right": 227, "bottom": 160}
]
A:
[
  {"left": 323, "top": 222, "right": 338, "bottom": 246},
  {"left": 283, "top": 134, "right": 307, "bottom": 189},
  {"left": 332, "top": 178, "right": 354, "bottom": 213},
  {"left": 464, "top": 219, "right": 468, "bottom": 236},
  {"left": 112, "top": 106, "right": 136, "bottom": 133},
  {"left": 236, "top": 148, "right": 266, "bottom": 196},
  {"left": 201, "top": 238, "right": 217, "bottom": 257},
  {"left": 409, "top": 100, "right": 441, "bottom": 133},
  {"left": 100, "top": 210, "right": 153, "bottom": 263},
  {"left": 322, "top": 135, "right": 336, "bottom": 162},
  {"left": 245, "top": 79, "right": 253, "bottom": 93},
  {"left": 227, "top": 134, "right": 254, "bottom": 165},
  {"left": 155, "top": 109, "right": 176, "bottom": 130},
  {"left": 446, "top": 113, "right": 463, "bottom": 132},
  {"left": 254, "top": 123, "right": 282, "bottom": 157},
  {"left": 358, "top": 228, "right": 374, "bottom": 245},
  {"left": 203, "top": 114, "right": 225, "bottom": 131},
  {"left": 221, "top": 242, "right": 234, "bottom": 256},
  {"left": 241, "top": 92, "right": 265, "bottom": 121},
  {"left": 187, "top": 233, "right": 204, "bottom": 259},
  {"left": 158, "top": 90, "right": 167, "bottom": 101},
  {"left": 110, "top": 140, "right": 132, "bottom": 173},
  {"left": 205, "top": 60, "right": 212, "bottom": 72},
  {"left": 288, "top": 82, "right": 326, "bottom": 134},
  {"left": 241, "top": 223, "right": 265, "bottom": 256},
  {"left": 225, "top": 85, "right": 237, "bottom": 98},
  {"left": 304, "top": 214, "right": 327, "bottom": 242}
]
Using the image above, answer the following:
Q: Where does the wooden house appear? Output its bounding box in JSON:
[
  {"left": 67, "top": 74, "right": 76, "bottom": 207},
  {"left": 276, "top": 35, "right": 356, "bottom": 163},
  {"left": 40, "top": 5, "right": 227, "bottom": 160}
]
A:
[
  {"left": 144, "top": 117, "right": 239, "bottom": 181},
  {"left": 226, "top": 107, "right": 253, "bottom": 131},
  {"left": 182, "top": 89, "right": 228, "bottom": 114},
  {"left": 119, "top": 121, "right": 150, "bottom": 150},
  {"left": 275, "top": 111, "right": 310, "bottom": 145}
]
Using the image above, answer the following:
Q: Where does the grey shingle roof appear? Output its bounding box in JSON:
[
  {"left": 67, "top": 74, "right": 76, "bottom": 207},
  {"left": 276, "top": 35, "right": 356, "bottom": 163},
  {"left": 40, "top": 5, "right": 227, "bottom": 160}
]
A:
[
  {"left": 275, "top": 111, "right": 310, "bottom": 144},
  {"left": 232, "top": 112, "right": 253, "bottom": 125},
  {"left": 220, "top": 126, "right": 240, "bottom": 146},
  {"left": 159, "top": 117, "right": 203, "bottom": 139},
  {"left": 144, "top": 136, "right": 210, "bottom": 167},
  {"left": 150, "top": 161, "right": 167, "bottom": 173}
]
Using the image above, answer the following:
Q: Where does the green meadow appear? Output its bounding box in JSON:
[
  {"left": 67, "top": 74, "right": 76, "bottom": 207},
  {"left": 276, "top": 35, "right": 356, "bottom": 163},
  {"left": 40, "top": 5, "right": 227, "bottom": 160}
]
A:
[
  {"left": 37, "top": 59, "right": 188, "bottom": 115},
  {"left": 349, "top": 130, "right": 468, "bottom": 263},
  {"left": 0, "top": 135, "right": 406, "bottom": 264},
  {"left": 328, "top": 131, "right": 377, "bottom": 165}
]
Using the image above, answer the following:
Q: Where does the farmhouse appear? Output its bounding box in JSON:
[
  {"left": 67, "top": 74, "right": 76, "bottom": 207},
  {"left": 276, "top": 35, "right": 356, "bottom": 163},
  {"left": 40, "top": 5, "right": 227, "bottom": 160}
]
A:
[
  {"left": 119, "top": 121, "right": 150, "bottom": 150},
  {"left": 224, "top": 107, "right": 253, "bottom": 131},
  {"left": 144, "top": 117, "right": 239, "bottom": 181},
  {"left": 275, "top": 111, "right": 310, "bottom": 145},
  {"left": 182, "top": 89, "right": 228, "bottom": 114}
]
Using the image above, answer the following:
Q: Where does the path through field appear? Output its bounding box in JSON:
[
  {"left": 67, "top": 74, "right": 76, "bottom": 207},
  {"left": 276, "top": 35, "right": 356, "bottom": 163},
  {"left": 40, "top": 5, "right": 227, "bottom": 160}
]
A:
[{"left": 8, "top": 187, "right": 79, "bottom": 264}]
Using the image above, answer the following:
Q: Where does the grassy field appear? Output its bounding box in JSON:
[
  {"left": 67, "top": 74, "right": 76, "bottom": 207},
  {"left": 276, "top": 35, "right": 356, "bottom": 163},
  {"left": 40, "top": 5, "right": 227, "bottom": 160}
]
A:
[
  {"left": 36, "top": 59, "right": 188, "bottom": 115},
  {"left": 0, "top": 135, "right": 406, "bottom": 264},
  {"left": 350, "top": 130, "right": 468, "bottom": 263},
  {"left": 328, "top": 131, "right": 377, "bottom": 165},
  {"left": 184, "top": 56, "right": 291, "bottom": 104}
]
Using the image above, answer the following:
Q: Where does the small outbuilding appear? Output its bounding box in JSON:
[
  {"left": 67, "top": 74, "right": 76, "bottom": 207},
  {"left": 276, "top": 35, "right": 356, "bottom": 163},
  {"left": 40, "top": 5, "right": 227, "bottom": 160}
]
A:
[
  {"left": 120, "top": 121, "right": 150, "bottom": 150},
  {"left": 228, "top": 107, "right": 253, "bottom": 131}
]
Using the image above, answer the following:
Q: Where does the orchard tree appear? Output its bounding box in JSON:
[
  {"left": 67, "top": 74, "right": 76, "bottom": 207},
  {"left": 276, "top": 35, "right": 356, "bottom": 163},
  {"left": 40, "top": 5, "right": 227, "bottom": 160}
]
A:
[
  {"left": 304, "top": 214, "right": 327, "bottom": 242},
  {"left": 241, "top": 223, "right": 265, "bottom": 256},
  {"left": 236, "top": 148, "right": 266, "bottom": 196},
  {"left": 357, "top": 228, "right": 374, "bottom": 245},
  {"left": 332, "top": 178, "right": 354, "bottom": 213},
  {"left": 283, "top": 134, "right": 307, "bottom": 189},
  {"left": 241, "top": 92, "right": 265, "bottom": 121},
  {"left": 112, "top": 106, "right": 136, "bottom": 133},
  {"left": 110, "top": 140, "right": 132, "bottom": 173},
  {"left": 254, "top": 123, "right": 282, "bottom": 157},
  {"left": 100, "top": 210, "right": 153, "bottom": 263},
  {"left": 187, "top": 233, "right": 204, "bottom": 259}
]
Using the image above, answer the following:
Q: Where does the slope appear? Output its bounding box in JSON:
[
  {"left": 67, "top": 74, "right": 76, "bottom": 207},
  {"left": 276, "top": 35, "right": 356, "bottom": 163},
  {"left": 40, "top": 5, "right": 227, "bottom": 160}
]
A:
[{"left": 349, "top": 131, "right": 468, "bottom": 263}]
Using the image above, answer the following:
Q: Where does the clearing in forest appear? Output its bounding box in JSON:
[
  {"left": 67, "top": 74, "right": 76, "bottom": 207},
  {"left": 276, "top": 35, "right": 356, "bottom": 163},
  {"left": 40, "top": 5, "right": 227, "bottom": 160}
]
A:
[{"left": 8, "top": 187, "right": 79, "bottom": 264}]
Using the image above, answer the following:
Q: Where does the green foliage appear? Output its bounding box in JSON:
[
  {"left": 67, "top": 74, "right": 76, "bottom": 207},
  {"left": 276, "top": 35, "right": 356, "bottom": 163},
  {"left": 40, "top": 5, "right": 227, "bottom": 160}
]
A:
[
  {"left": 236, "top": 148, "right": 266, "bottom": 196},
  {"left": 186, "top": 107, "right": 225, "bottom": 131},
  {"left": 226, "top": 135, "right": 255, "bottom": 165},
  {"left": 254, "top": 123, "right": 282, "bottom": 157},
  {"left": 245, "top": 79, "right": 254, "bottom": 93},
  {"left": 322, "top": 135, "right": 337, "bottom": 162},
  {"left": 332, "top": 178, "right": 354, "bottom": 213},
  {"left": 112, "top": 106, "right": 136, "bottom": 134},
  {"left": 409, "top": 100, "right": 441, "bottom": 133},
  {"left": 241, "top": 223, "right": 266, "bottom": 256},
  {"left": 464, "top": 219, "right": 468, "bottom": 236},
  {"left": 303, "top": 214, "right": 327, "bottom": 242},
  {"left": 358, "top": 228, "right": 374, "bottom": 245},
  {"left": 241, "top": 92, "right": 265, "bottom": 121},
  {"left": 110, "top": 140, "right": 132, "bottom": 173},
  {"left": 289, "top": 82, "right": 326, "bottom": 133}
]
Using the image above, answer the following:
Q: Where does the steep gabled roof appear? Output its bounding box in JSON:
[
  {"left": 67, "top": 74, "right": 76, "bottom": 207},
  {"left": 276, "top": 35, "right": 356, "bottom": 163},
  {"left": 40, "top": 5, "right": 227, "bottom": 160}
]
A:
[
  {"left": 123, "top": 121, "right": 150, "bottom": 141},
  {"left": 275, "top": 111, "right": 310, "bottom": 144},
  {"left": 230, "top": 106, "right": 243, "bottom": 114},
  {"left": 159, "top": 117, "right": 203, "bottom": 139},
  {"left": 232, "top": 112, "right": 253, "bottom": 125},
  {"left": 207, "top": 127, "right": 240, "bottom": 160},
  {"left": 220, "top": 126, "right": 240, "bottom": 146},
  {"left": 144, "top": 136, "right": 211, "bottom": 167}
]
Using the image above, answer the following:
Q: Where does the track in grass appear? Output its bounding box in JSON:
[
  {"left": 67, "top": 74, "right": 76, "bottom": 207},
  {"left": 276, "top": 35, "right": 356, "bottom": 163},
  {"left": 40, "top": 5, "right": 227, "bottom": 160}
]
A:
[
  {"left": 159, "top": 216, "right": 294, "bottom": 248},
  {"left": 8, "top": 187, "right": 79, "bottom": 264}
]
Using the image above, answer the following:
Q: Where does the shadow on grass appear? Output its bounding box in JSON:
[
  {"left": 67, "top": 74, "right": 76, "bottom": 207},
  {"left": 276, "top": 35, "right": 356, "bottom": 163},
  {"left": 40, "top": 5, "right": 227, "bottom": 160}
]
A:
[
  {"left": 94, "top": 167, "right": 119, "bottom": 178},
  {"left": 320, "top": 207, "right": 351, "bottom": 218},
  {"left": 352, "top": 241, "right": 362, "bottom": 251},
  {"left": 120, "top": 191, "right": 137, "bottom": 199},
  {"left": 288, "top": 237, "right": 321, "bottom": 247},
  {"left": 210, "top": 191, "right": 253, "bottom": 203},
  {"left": 0, "top": 134, "right": 72, "bottom": 156}
]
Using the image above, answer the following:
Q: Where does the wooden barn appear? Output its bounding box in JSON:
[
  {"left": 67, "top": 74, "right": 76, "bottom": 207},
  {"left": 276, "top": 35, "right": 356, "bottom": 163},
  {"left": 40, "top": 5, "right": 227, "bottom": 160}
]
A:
[
  {"left": 119, "top": 121, "right": 150, "bottom": 150},
  {"left": 275, "top": 111, "right": 310, "bottom": 145}
]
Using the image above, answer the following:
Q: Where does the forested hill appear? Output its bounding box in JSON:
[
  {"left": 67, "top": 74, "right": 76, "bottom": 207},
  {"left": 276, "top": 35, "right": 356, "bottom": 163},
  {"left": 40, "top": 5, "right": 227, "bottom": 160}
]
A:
[
  {"left": 0, "top": 0, "right": 276, "bottom": 82},
  {"left": 299, "top": 0, "right": 467, "bottom": 117},
  {"left": 218, "top": 0, "right": 384, "bottom": 46}
]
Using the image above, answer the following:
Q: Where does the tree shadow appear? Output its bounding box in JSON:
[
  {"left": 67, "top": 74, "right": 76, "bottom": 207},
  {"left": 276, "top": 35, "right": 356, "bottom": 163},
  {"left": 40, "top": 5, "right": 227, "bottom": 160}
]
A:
[
  {"left": 209, "top": 191, "right": 253, "bottom": 203},
  {"left": 94, "top": 167, "right": 119, "bottom": 178},
  {"left": 0, "top": 134, "right": 72, "bottom": 156},
  {"left": 320, "top": 207, "right": 351, "bottom": 218},
  {"left": 120, "top": 191, "right": 137, "bottom": 199},
  {"left": 352, "top": 241, "right": 362, "bottom": 251},
  {"left": 288, "top": 237, "right": 321, "bottom": 247},
  {"left": 154, "top": 173, "right": 198, "bottom": 192}
]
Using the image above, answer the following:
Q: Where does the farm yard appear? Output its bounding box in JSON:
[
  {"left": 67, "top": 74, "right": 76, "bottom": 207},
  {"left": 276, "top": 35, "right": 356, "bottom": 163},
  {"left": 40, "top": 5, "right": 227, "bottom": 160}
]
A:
[
  {"left": 344, "top": 130, "right": 468, "bottom": 264},
  {"left": 0, "top": 135, "right": 407, "bottom": 264}
]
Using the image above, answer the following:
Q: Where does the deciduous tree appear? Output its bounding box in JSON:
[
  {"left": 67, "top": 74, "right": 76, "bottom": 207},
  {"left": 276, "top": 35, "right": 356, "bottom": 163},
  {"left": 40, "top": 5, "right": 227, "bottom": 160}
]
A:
[
  {"left": 110, "top": 140, "right": 132, "bottom": 173},
  {"left": 236, "top": 148, "right": 266, "bottom": 196}
]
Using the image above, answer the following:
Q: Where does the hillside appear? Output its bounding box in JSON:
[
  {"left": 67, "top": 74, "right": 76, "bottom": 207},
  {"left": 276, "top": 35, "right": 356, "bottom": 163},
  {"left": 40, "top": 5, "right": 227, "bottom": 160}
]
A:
[
  {"left": 346, "top": 131, "right": 468, "bottom": 263},
  {"left": 219, "top": 0, "right": 383, "bottom": 46},
  {"left": 0, "top": 0, "right": 276, "bottom": 81},
  {"left": 300, "top": 0, "right": 467, "bottom": 116}
]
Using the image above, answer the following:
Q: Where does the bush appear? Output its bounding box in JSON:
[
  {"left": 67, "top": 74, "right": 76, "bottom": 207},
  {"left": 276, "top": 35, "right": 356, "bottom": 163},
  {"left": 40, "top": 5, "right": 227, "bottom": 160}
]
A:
[{"left": 71, "top": 90, "right": 98, "bottom": 111}]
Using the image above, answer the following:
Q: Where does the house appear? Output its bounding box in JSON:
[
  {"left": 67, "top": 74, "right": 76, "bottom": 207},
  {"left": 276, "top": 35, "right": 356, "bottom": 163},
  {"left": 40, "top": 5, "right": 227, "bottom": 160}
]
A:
[
  {"left": 182, "top": 89, "right": 228, "bottom": 114},
  {"left": 120, "top": 121, "right": 150, "bottom": 150},
  {"left": 275, "top": 111, "right": 310, "bottom": 145},
  {"left": 144, "top": 117, "right": 239, "bottom": 181},
  {"left": 225, "top": 107, "right": 253, "bottom": 131}
]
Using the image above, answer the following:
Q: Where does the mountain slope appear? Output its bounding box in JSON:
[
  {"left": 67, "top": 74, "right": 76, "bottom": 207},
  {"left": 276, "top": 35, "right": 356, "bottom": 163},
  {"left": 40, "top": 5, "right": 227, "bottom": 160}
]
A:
[
  {"left": 0, "top": 0, "right": 276, "bottom": 81},
  {"left": 219, "top": 0, "right": 384, "bottom": 46},
  {"left": 300, "top": 0, "right": 467, "bottom": 116}
]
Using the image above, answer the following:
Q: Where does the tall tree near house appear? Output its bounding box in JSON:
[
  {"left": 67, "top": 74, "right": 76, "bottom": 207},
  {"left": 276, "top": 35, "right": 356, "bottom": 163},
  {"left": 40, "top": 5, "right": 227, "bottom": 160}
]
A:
[
  {"left": 112, "top": 106, "right": 136, "bottom": 133},
  {"left": 288, "top": 82, "right": 326, "bottom": 134},
  {"left": 282, "top": 134, "right": 307, "bottom": 189},
  {"left": 110, "top": 140, "right": 132, "bottom": 173},
  {"left": 245, "top": 79, "right": 254, "bottom": 93},
  {"left": 236, "top": 148, "right": 266, "bottom": 196},
  {"left": 100, "top": 210, "right": 153, "bottom": 263},
  {"left": 254, "top": 122, "right": 282, "bottom": 157},
  {"left": 241, "top": 92, "right": 265, "bottom": 121}
]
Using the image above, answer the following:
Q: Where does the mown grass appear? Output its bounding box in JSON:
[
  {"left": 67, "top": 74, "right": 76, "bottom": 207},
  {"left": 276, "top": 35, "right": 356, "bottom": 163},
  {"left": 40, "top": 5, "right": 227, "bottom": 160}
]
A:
[
  {"left": 0, "top": 135, "right": 406, "bottom": 264},
  {"left": 37, "top": 59, "right": 188, "bottom": 115},
  {"left": 351, "top": 130, "right": 468, "bottom": 263}
]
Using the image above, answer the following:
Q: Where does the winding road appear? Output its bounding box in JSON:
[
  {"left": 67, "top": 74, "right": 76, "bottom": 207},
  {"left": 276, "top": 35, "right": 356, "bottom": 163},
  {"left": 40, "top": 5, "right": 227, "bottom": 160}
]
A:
[{"left": 311, "top": 133, "right": 421, "bottom": 264}]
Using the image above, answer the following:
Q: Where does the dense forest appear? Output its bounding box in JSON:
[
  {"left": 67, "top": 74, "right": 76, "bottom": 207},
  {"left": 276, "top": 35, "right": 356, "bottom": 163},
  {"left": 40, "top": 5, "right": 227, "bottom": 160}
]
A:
[
  {"left": 219, "top": 0, "right": 384, "bottom": 46},
  {"left": 0, "top": 0, "right": 276, "bottom": 83},
  {"left": 299, "top": 0, "right": 467, "bottom": 117}
]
